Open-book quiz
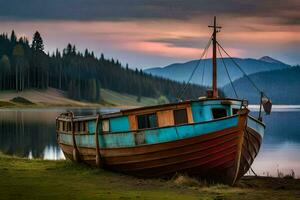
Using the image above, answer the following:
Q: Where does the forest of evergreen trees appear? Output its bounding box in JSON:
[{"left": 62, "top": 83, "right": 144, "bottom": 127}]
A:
[{"left": 0, "top": 30, "right": 206, "bottom": 102}]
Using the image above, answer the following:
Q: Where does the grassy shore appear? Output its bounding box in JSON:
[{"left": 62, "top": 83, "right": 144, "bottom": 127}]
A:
[
  {"left": 0, "top": 88, "right": 160, "bottom": 109},
  {"left": 0, "top": 154, "right": 299, "bottom": 200}
]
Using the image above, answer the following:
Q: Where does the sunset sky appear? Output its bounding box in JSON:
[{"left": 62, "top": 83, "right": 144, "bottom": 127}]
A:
[{"left": 0, "top": 0, "right": 299, "bottom": 68}]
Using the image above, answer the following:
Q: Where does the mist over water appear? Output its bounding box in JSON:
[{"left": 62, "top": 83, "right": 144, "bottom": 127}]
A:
[{"left": 0, "top": 107, "right": 299, "bottom": 177}]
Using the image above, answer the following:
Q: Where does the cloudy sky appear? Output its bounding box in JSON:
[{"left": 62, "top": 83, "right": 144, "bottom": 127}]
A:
[{"left": 0, "top": 0, "right": 299, "bottom": 68}]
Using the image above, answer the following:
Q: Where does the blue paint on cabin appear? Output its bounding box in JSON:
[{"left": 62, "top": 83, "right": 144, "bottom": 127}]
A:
[
  {"left": 75, "top": 135, "right": 95, "bottom": 147},
  {"left": 202, "top": 105, "right": 214, "bottom": 121},
  {"left": 88, "top": 121, "right": 96, "bottom": 134},
  {"left": 145, "top": 129, "right": 175, "bottom": 144},
  {"left": 110, "top": 116, "right": 130, "bottom": 132},
  {"left": 59, "top": 134, "right": 72, "bottom": 145},
  {"left": 66, "top": 115, "right": 239, "bottom": 148},
  {"left": 191, "top": 102, "right": 231, "bottom": 122},
  {"left": 98, "top": 115, "right": 239, "bottom": 148},
  {"left": 176, "top": 125, "right": 194, "bottom": 139},
  {"left": 59, "top": 133, "right": 96, "bottom": 148},
  {"left": 144, "top": 116, "right": 238, "bottom": 146},
  {"left": 191, "top": 102, "right": 203, "bottom": 122},
  {"left": 99, "top": 132, "right": 135, "bottom": 148}
]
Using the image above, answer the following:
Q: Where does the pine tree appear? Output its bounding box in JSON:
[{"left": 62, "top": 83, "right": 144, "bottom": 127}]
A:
[
  {"left": 32, "top": 31, "right": 44, "bottom": 51},
  {"left": 66, "top": 44, "right": 72, "bottom": 55},
  {"left": 10, "top": 30, "right": 17, "bottom": 43},
  {"left": 84, "top": 49, "right": 89, "bottom": 58},
  {"left": 0, "top": 55, "right": 11, "bottom": 90}
]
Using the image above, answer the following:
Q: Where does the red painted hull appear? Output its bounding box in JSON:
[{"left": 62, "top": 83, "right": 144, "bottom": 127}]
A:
[{"left": 59, "top": 112, "right": 262, "bottom": 185}]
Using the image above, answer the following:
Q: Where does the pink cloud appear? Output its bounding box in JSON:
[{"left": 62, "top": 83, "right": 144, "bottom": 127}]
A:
[{"left": 0, "top": 18, "right": 299, "bottom": 66}]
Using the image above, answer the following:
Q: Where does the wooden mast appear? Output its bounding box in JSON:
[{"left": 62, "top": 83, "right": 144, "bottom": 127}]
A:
[{"left": 209, "top": 16, "right": 221, "bottom": 98}]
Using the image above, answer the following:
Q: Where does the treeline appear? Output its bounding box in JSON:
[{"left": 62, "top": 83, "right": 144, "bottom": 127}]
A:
[{"left": 0, "top": 30, "right": 206, "bottom": 102}]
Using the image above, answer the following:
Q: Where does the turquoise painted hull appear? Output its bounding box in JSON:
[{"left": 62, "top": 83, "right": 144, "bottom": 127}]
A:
[{"left": 58, "top": 115, "right": 263, "bottom": 149}]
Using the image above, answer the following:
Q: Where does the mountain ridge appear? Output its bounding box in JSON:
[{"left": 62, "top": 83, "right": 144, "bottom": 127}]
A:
[
  {"left": 145, "top": 56, "right": 290, "bottom": 87},
  {"left": 259, "top": 56, "right": 286, "bottom": 65},
  {"left": 223, "top": 66, "right": 300, "bottom": 104}
]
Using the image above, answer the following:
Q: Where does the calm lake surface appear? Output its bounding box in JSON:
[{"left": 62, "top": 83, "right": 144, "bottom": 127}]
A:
[{"left": 0, "top": 107, "right": 299, "bottom": 177}]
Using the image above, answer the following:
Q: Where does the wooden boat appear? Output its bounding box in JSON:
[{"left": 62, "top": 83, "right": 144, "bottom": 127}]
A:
[{"left": 56, "top": 17, "right": 269, "bottom": 185}]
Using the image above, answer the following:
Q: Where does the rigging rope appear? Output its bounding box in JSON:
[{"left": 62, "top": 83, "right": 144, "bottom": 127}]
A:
[
  {"left": 177, "top": 35, "right": 213, "bottom": 100},
  {"left": 217, "top": 44, "right": 238, "bottom": 98},
  {"left": 216, "top": 41, "right": 269, "bottom": 99},
  {"left": 201, "top": 44, "right": 209, "bottom": 86}
]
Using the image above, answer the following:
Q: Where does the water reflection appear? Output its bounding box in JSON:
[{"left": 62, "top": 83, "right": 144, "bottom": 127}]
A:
[
  {"left": 250, "top": 110, "right": 300, "bottom": 177},
  {"left": 42, "top": 145, "right": 65, "bottom": 160},
  {"left": 252, "top": 142, "right": 300, "bottom": 178},
  {"left": 0, "top": 107, "right": 299, "bottom": 177},
  {"left": 0, "top": 108, "right": 117, "bottom": 160}
]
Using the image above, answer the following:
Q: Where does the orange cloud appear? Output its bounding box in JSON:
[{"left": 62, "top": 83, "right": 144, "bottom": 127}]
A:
[{"left": 129, "top": 41, "right": 202, "bottom": 58}]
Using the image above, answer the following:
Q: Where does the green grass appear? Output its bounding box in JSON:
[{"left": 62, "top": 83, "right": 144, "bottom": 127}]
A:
[
  {"left": 10, "top": 96, "right": 34, "bottom": 105},
  {"left": 0, "top": 154, "right": 300, "bottom": 200},
  {"left": 0, "top": 101, "right": 15, "bottom": 107}
]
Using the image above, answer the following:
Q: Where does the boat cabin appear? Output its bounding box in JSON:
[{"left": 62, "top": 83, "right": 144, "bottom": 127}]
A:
[
  {"left": 56, "top": 99, "right": 245, "bottom": 138},
  {"left": 57, "top": 99, "right": 244, "bottom": 136},
  {"left": 56, "top": 98, "right": 247, "bottom": 149},
  {"left": 99, "top": 99, "right": 244, "bottom": 134}
]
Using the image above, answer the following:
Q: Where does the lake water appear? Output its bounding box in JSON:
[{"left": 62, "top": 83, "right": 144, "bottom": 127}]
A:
[{"left": 0, "top": 107, "right": 299, "bottom": 178}]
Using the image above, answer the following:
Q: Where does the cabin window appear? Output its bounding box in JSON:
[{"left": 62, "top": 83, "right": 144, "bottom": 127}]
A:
[
  {"left": 102, "top": 120, "right": 110, "bottom": 132},
  {"left": 67, "top": 122, "right": 71, "bottom": 132},
  {"left": 137, "top": 113, "right": 157, "bottom": 129},
  {"left": 212, "top": 108, "right": 227, "bottom": 119},
  {"left": 80, "top": 122, "right": 86, "bottom": 132},
  {"left": 59, "top": 121, "right": 63, "bottom": 131},
  {"left": 63, "top": 121, "right": 67, "bottom": 132},
  {"left": 75, "top": 122, "right": 80, "bottom": 132},
  {"left": 232, "top": 108, "right": 239, "bottom": 115},
  {"left": 174, "top": 109, "right": 188, "bottom": 125}
]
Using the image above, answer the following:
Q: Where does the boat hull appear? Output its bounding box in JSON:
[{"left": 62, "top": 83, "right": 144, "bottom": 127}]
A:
[{"left": 58, "top": 112, "right": 262, "bottom": 185}]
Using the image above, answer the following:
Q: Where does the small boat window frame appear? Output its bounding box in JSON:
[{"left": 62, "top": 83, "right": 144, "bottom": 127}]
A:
[
  {"left": 81, "top": 122, "right": 86, "bottom": 133},
  {"left": 102, "top": 119, "right": 110, "bottom": 133},
  {"left": 59, "top": 121, "right": 63, "bottom": 132},
  {"left": 211, "top": 108, "right": 227, "bottom": 119},
  {"left": 75, "top": 122, "right": 80, "bottom": 132},
  {"left": 71, "top": 122, "right": 87, "bottom": 134},
  {"left": 67, "top": 122, "right": 71, "bottom": 132},
  {"left": 232, "top": 108, "right": 239, "bottom": 115},
  {"left": 137, "top": 113, "right": 158, "bottom": 130},
  {"left": 63, "top": 121, "right": 68, "bottom": 132},
  {"left": 173, "top": 108, "right": 188, "bottom": 125}
]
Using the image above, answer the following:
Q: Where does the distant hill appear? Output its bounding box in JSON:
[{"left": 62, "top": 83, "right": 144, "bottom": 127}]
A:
[
  {"left": 223, "top": 67, "right": 300, "bottom": 104},
  {"left": 145, "top": 57, "right": 290, "bottom": 87}
]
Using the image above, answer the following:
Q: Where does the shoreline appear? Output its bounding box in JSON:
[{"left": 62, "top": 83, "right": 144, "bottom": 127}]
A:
[
  {"left": 0, "top": 103, "right": 137, "bottom": 110},
  {"left": 0, "top": 153, "right": 299, "bottom": 200},
  {"left": 0, "top": 88, "right": 156, "bottom": 110}
]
